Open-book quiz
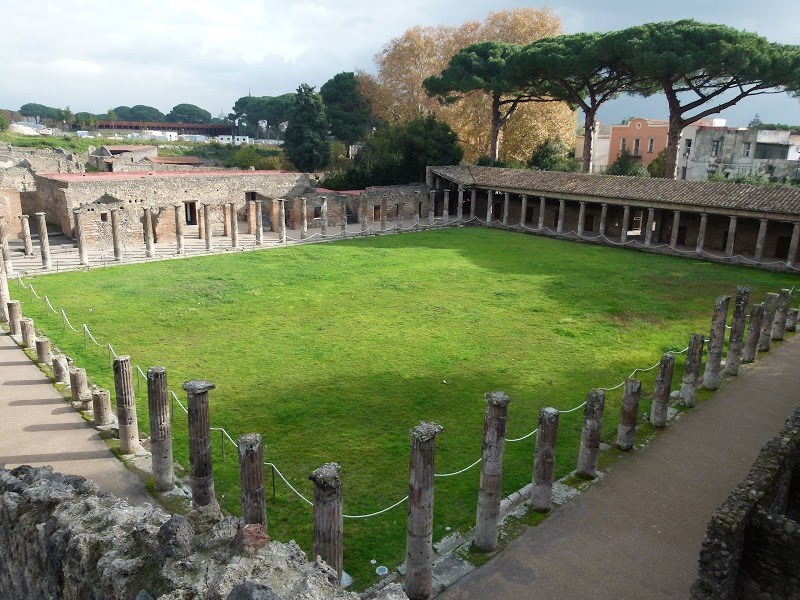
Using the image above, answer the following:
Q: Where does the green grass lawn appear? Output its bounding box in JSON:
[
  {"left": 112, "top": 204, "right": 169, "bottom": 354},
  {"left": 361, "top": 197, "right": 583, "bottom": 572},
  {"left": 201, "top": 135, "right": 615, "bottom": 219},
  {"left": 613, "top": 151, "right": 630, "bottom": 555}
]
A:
[{"left": 11, "top": 227, "right": 798, "bottom": 587}]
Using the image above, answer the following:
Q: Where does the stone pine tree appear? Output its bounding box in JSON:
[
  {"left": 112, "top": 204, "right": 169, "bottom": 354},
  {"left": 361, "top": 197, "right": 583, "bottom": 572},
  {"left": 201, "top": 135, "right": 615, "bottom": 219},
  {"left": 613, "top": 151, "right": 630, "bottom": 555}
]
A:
[
  {"left": 283, "top": 84, "right": 330, "bottom": 173},
  {"left": 608, "top": 20, "right": 800, "bottom": 179}
]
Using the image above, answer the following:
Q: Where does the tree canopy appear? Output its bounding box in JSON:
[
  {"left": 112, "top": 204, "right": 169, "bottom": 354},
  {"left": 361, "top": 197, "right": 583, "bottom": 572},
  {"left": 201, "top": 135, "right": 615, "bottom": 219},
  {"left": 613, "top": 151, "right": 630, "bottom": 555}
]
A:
[
  {"left": 283, "top": 84, "right": 330, "bottom": 172},
  {"left": 229, "top": 94, "right": 294, "bottom": 138},
  {"left": 325, "top": 115, "right": 463, "bottom": 189},
  {"left": 19, "top": 103, "right": 60, "bottom": 122},
  {"left": 528, "top": 137, "right": 580, "bottom": 172},
  {"left": 165, "top": 103, "right": 212, "bottom": 124},
  {"left": 360, "top": 8, "right": 574, "bottom": 162},
  {"left": 113, "top": 105, "right": 166, "bottom": 122},
  {"left": 320, "top": 72, "right": 372, "bottom": 148}
]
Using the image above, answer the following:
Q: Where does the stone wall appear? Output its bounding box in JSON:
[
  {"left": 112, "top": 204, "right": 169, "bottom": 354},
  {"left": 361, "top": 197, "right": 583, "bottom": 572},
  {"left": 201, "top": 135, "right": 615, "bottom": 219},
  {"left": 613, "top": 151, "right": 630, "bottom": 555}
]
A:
[
  {"left": 691, "top": 407, "right": 800, "bottom": 599},
  {"left": 0, "top": 465, "right": 407, "bottom": 600},
  {"left": 0, "top": 189, "right": 23, "bottom": 240},
  {"left": 0, "top": 145, "right": 84, "bottom": 194},
  {"left": 31, "top": 172, "right": 313, "bottom": 238}
]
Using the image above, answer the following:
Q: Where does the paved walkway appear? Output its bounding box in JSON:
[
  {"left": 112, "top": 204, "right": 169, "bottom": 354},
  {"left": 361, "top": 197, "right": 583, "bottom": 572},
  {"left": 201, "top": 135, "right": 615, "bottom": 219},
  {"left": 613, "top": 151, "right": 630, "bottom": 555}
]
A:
[
  {"left": 0, "top": 331, "right": 152, "bottom": 505},
  {"left": 440, "top": 335, "right": 800, "bottom": 600}
]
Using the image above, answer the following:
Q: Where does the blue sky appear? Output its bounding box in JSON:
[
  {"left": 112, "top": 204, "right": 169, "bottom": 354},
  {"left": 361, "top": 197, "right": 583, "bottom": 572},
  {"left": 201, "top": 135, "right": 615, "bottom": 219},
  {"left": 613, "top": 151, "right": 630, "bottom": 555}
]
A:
[{"left": 1, "top": 0, "right": 797, "bottom": 127}]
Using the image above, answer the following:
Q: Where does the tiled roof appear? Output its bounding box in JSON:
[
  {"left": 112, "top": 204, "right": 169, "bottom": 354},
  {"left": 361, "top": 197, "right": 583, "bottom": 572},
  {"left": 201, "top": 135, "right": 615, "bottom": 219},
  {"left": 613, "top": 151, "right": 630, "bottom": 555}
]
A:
[
  {"left": 41, "top": 170, "right": 290, "bottom": 182},
  {"left": 146, "top": 156, "right": 203, "bottom": 164},
  {"left": 430, "top": 166, "right": 800, "bottom": 217}
]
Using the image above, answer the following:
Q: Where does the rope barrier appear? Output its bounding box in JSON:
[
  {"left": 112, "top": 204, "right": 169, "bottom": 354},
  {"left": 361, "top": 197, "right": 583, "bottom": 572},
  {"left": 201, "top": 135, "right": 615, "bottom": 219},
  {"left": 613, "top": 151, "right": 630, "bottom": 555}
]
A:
[
  {"left": 264, "top": 462, "right": 313, "bottom": 506},
  {"left": 434, "top": 457, "right": 482, "bottom": 478},
  {"left": 343, "top": 494, "right": 410, "bottom": 519},
  {"left": 505, "top": 427, "right": 539, "bottom": 443},
  {"left": 44, "top": 296, "right": 58, "bottom": 314},
  {"left": 83, "top": 325, "right": 104, "bottom": 347}
]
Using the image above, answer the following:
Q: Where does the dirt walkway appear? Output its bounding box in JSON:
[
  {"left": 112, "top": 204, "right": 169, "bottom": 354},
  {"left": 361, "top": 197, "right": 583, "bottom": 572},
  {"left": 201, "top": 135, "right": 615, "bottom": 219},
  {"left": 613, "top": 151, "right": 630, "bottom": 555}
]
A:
[{"left": 0, "top": 332, "right": 152, "bottom": 505}]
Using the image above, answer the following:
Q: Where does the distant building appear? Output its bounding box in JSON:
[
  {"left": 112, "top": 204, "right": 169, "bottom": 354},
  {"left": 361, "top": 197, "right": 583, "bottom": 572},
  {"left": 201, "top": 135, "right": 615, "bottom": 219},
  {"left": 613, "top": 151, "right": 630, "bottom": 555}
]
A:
[
  {"left": 684, "top": 127, "right": 800, "bottom": 183},
  {"left": 608, "top": 118, "right": 726, "bottom": 169},
  {"left": 574, "top": 123, "right": 611, "bottom": 173}
]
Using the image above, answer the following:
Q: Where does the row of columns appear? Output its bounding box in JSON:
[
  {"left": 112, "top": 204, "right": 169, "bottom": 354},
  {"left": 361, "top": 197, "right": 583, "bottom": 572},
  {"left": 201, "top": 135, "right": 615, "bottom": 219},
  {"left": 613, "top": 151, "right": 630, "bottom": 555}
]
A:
[{"left": 453, "top": 188, "right": 800, "bottom": 267}]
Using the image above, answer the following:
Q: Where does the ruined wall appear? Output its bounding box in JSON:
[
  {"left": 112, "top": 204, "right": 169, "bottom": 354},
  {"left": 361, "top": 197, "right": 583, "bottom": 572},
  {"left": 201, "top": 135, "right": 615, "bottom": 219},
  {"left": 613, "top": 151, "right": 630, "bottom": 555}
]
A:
[
  {"left": 0, "top": 465, "right": 407, "bottom": 600},
  {"left": 0, "top": 145, "right": 84, "bottom": 194},
  {"left": 0, "top": 189, "right": 23, "bottom": 240},
  {"left": 691, "top": 407, "right": 800, "bottom": 600}
]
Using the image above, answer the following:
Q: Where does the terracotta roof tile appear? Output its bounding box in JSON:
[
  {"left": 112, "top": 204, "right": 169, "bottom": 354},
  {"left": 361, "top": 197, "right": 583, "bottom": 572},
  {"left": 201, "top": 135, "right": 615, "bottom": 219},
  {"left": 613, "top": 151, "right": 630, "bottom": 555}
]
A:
[{"left": 430, "top": 166, "right": 800, "bottom": 218}]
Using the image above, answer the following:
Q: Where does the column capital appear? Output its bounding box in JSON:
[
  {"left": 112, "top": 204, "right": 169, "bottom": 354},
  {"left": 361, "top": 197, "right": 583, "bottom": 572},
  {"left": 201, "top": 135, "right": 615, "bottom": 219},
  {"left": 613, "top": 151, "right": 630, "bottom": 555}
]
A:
[
  {"left": 700, "top": 213, "right": 708, "bottom": 218},
  {"left": 601, "top": 202, "right": 608, "bottom": 207},
  {"left": 759, "top": 218, "right": 768, "bottom": 224},
  {"left": 729, "top": 215, "right": 737, "bottom": 222},
  {"left": 579, "top": 201, "right": 586, "bottom": 206},
  {"left": 35, "top": 212, "right": 47, "bottom": 217},
  {"left": 19, "top": 214, "right": 29, "bottom": 220}
]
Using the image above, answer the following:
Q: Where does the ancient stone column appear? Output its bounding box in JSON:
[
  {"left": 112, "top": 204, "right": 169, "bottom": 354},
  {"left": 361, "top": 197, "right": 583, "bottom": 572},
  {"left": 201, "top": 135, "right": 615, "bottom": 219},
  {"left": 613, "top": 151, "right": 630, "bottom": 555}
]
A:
[
  {"left": 621, "top": 206, "right": 630, "bottom": 243},
  {"left": 470, "top": 189, "right": 477, "bottom": 221},
  {"left": 787, "top": 308, "right": 799, "bottom": 332},
  {"left": 2, "top": 239, "right": 14, "bottom": 276},
  {"left": 650, "top": 353, "right": 676, "bottom": 427},
  {"left": 184, "top": 379, "right": 217, "bottom": 508},
  {"left": 531, "top": 407, "right": 559, "bottom": 512},
  {"left": 616, "top": 379, "right": 642, "bottom": 450},
  {"left": 725, "top": 217, "right": 737, "bottom": 257},
  {"left": 222, "top": 204, "right": 230, "bottom": 237},
  {"left": 501, "top": 192, "right": 509, "bottom": 226},
  {"left": 485, "top": 190, "right": 493, "bottom": 223},
  {"left": 148, "top": 366, "right": 174, "bottom": 492},
  {"left": 255, "top": 200, "right": 264, "bottom": 245},
  {"left": 239, "top": 433, "right": 267, "bottom": 526},
  {"left": 758, "top": 293, "right": 779, "bottom": 352},
  {"left": 520, "top": 195, "right": 528, "bottom": 227},
  {"left": 7, "top": 300, "right": 20, "bottom": 334},
  {"left": 247, "top": 200, "right": 256, "bottom": 235},
  {"left": 361, "top": 196, "right": 369, "bottom": 233},
  {"left": 556, "top": 199, "right": 565, "bottom": 233},
  {"left": 644, "top": 208, "right": 655, "bottom": 246},
  {"left": 538, "top": 197, "right": 546, "bottom": 230},
  {"left": 73, "top": 209, "right": 88, "bottom": 266},
  {"left": 429, "top": 190, "right": 436, "bottom": 226},
  {"left": 20, "top": 215, "right": 32, "bottom": 256},
  {"left": 144, "top": 207, "right": 155, "bottom": 258},
  {"left": 52, "top": 354, "right": 69, "bottom": 384},
  {"left": 341, "top": 197, "right": 348, "bottom": 236},
  {"left": 443, "top": 190, "right": 450, "bottom": 224},
  {"left": 405, "top": 421, "right": 443, "bottom": 600},
  {"left": 114, "top": 356, "right": 142, "bottom": 454},
  {"left": 577, "top": 202, "right": 586, "bottom": 237},
  {"left": 309, "top": 462, "right": 343, "bottom": 583},
  {"left": 703, "top": 295, "right": 730, "bottom": 389},
  {"left": 35, "top": 336, "right": 52, "bottom": 365},
  {"left": 413, "top": 192, "right": 421, "bottom": 229},
  {"left": 173, "top": 205, "right": 184, "bottom": 255},
  {"left": 0, "top": 268, "right": 9, "bottom": 323},
  {"left": 457, "top": 188, "right": 464, "bottom": 223},
  {"left": 754, "top": 219, "right": 768, "bottom": 262},
  {"left": 787, "top": 223, "right": 800, "bottom": 268},
  {"left": 681, "top": 334, "right": 706, "bottom": 408},
  {"left": 475, "top": 391, "right": 511, "bottom": 552},
  {"left": 696, "top": 213, "right": 708, "bottom": 255},
  {"left": 229, "top": 202, "right": 239, "bottom": 248},
  {"left": 670, "top": 211, "right": 681, "bottom": 248},
  {"left": 772, "top": 288, "right": 791, "bottom": 341},
  {"left": 111, "top": 208, "right": 124, "bottom": 260},
  {"left": 92, "top": 388, "right": 114, "bottom": 426},
  {"left": 69, "top": 366, "right": 91, "bottom": 407},
  {"left": 203, "top": 204, "right": 213, "bottom": 250},
  {"left": 299, "top": 197, "right": 308, "bottom": 240},
  {"left": 35, "top": 212, "right": 51, "bottom": 269},
  {"left": 321, "top": 196, "right": 328, "bottom": 236},
  {"left": 599, "top": 203, "right": 608, "bottom": 237},
  {"left": 576, "top": 389, "right": 605, "bottom": 478},
  {"left": 381, "top": 196, "right": 388, "bottom": 233},
  {"left": 724, "top": 286, "right": 751, "bottom": 376},
  {"left": 742, "top": 304, "right": 764, "bottom": 363},
  {"left": 278, "top": 200, "right": 286, "bottom": 243},
  {"left": 20, "top": 317, "right": 35, "bottom": 349}
]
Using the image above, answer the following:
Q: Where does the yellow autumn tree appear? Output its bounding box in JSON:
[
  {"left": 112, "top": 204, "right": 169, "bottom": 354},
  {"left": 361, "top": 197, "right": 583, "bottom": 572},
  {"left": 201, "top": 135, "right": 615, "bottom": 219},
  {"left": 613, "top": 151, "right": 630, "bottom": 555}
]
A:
[{"left": 360, "top": 8, "right": 576, "bottom": 162}]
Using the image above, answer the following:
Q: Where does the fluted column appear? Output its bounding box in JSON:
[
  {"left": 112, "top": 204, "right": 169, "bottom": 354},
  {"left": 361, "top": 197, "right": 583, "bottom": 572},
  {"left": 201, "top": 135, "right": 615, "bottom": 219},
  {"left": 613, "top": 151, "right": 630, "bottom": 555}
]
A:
[
  {"left": 240, "top": 433, "right": 267, "bottom": 526},
  {"left": 73, "top": 209, "right": 88, "bottom": 266},
  {"left": 184, "top": 379, "right": 217, "bottom": 508},
  {"left": 621, "top": 206, "right": 630, "bottom": 243},
  {"left": 229, "top": 202, "right": 238, "bottom": 248},
  {"left": 556, "top": 199, "right": 565, "bottom": 233},
  {"left": 114, "top": 355, "right": 142, "bottom": 455},
  {"left": 310, "top": 462, "right": 343, "bottom": 583},
  {"left": 20, "top": 215, "right": 32, "bottom": 256},
  {"left": 644, "top": 208, "right": 655, "bottom": 246},
  {"left": 174, "top": 205, "right": 184, "bottom": 255},
  {"left": 203, "top": 204, "right": 213, "bottom": 250},
  {"left": 255, "top": 200, "right": 264, "bottom": 245},
  {"left": 577, "top": 202, "right": 586, "bottom": 237},
  {"left": 599, "top": 203, "right": 608, "bottom": 237},
  {"left": 148, "top": 366, "right": 174, "bottom": 492},
  {"left": 35, "top": 212, "right": 51, "bottom": 268},
  {"left": 670, "top": 211, "right": 681, "bottom": 248},
  {"left": 725, "top": 216, "right": 737, "bottom": 257},
  {"left": 754, "top": 219, "right": 768, "bottom": 262}
]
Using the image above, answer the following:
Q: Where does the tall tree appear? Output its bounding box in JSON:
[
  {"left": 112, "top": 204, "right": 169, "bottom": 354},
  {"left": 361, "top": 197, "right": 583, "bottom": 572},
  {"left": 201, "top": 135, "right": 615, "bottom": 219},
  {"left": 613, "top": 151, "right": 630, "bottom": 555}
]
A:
[
  {"left": 320, "top": 72, "right": 372, "bottom": 148},
  {"left": 424, "top": 41, "right": 552, "bottom": 162},
  {"left": 19, "top": 103, "right": 59, "bottom": 122},
  {"left": 283, "top": 84, "right": 330, "bottom": 172},
  {"left": 609, "top": 20, "right": 800, "bottom": 178},
  {"left": 362, "top": 8, "right": 573, "bottom": 162},
  {"left": 165, "top": 103, "right": 212, "bottom": 124},
  {"left": 229, "top": 94, "right": 294, "bottom": 138},
  {"left": 113, "top": 105, "right": 166, "bottom": 122},
  {"left": 505, "top": 32, "right": 641, "bottom": 173}
]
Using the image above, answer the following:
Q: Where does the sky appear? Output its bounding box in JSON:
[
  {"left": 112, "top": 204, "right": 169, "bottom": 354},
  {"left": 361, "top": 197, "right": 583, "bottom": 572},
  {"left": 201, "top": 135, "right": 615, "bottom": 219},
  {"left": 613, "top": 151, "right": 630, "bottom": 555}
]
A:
[{"left": 1, "top": 0, "right": 798, "bottom": 128}]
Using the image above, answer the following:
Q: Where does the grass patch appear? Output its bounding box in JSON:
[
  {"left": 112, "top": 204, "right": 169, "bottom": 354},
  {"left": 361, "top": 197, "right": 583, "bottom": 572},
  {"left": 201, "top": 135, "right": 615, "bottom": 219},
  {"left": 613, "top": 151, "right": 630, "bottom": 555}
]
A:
[{"left": 11, "top": 227, "right": 797, "bottom": 588}]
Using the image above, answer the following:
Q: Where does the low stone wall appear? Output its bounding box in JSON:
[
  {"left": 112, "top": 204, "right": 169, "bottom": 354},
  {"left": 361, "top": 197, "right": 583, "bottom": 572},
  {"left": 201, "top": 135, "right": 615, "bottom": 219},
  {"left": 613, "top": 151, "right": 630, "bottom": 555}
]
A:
[
  {"left": 691, "top": 407, "right": 800, "bottom": 599},
  {"left": 0, "top": 465, "right": 407, "bottom": 600}
]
